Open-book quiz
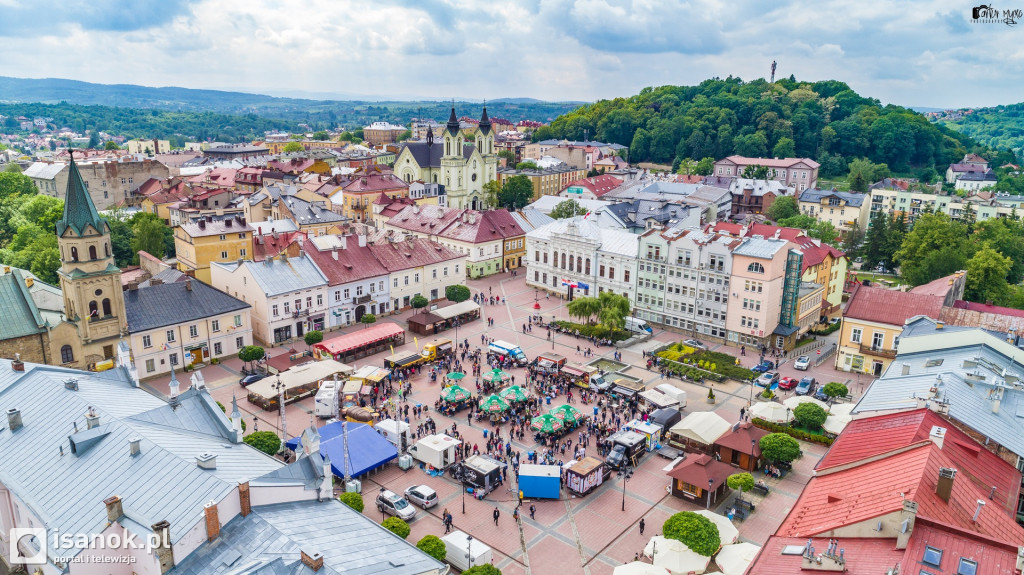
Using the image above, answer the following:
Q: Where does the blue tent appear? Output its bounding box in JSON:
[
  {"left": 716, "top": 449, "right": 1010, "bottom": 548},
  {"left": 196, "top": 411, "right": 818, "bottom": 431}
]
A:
[{"left": 286, "top": 421, "right": 398, "bottom": 478}]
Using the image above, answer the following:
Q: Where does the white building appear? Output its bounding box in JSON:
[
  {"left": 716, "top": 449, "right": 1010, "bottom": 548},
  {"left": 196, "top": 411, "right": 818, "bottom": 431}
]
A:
[
  {"left": 304, "top": 234, "right": 392, "bottom": 327},
  {"left": 525, "top": 216, "right": 638, "bottom": 301},
  {"left": 367, "top": 234, "right": 467, "bottom": 311}
]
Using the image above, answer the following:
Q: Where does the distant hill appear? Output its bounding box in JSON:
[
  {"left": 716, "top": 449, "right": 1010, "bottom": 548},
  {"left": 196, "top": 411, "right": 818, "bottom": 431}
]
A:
[
  {"left": 0, "top": 76, "right": 584, "bottom": 128},
  {"left": 930, "top": 103, "right": 1024, "bottom": 158}
]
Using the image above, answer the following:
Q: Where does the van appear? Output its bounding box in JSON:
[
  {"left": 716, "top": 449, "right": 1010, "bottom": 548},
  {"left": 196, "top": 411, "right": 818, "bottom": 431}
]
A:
[
  {"left": 420, "top": 338, "right": 453, "bottom": 362},
  {"left": 605, "top": 430, "right": 647, "bottom": 469},
  {"left": 625, "top": 316, "right": 653, "bottom": 334},
  {"left": 488, "top": 340, "right": 528, "bottom": 366}
]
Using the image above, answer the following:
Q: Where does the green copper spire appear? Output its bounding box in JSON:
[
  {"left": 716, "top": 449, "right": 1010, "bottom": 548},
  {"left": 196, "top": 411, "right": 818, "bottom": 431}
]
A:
[{"left": 56, "top": 151, "right": 107, "bottom": 237}]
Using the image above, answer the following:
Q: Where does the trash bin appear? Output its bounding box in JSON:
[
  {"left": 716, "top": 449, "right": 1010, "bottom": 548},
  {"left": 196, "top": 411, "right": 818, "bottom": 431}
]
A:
[
  {"left": 483, "top": 429, "right": 489, "bottom": 439},
  {"left": 546, "top": 396, "right": 551, "bottom": 405}
]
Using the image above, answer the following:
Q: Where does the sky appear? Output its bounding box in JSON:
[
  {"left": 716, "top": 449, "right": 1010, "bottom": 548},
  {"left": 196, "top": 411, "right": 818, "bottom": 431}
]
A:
[{"left": 0, "top": 0, "right": 1021, "bottom": 108}]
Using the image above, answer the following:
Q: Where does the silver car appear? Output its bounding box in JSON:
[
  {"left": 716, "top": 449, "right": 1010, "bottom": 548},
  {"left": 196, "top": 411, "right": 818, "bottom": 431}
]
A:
[
  {"left": 376, "top": 489, "right": 416, "bottom": 521},
  {"left": 404, "top": 485, "right": 438, "bottom": 509},
  {"left": 793, "top": 356, "right": 810, "bottom": 370}
]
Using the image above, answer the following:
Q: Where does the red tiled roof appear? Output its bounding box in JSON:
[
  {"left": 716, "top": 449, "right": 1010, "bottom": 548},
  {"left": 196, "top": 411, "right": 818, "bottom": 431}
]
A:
[
  {"left": 899, "top": 523, "right": 1021, "bottom": 575},
  {"left": 707, "top": 221, "right": 847, "bottom": 272},
  {"left": 564, "top": 174, "right": 622, "bottom": 197},
  {"left": 953, "top": 299, "right": 1024, "bottom": 317},
  {"left": 843, "top": 283, "right": 944, "bottom": 326},
  {"left": 304, "top": 241, "right": 389, "bottom": 286},
  {"left": 713, "top": 421, "right": 767, "bottom": 456},
  {"left": 252, "top": 231, "right": 306, "bottom": 262},
  {"left": 816, "top": 409, "right": 1022, "bottom": 516},
  {"left": 665, "top": 454, "right": 735, "bottom": 490},
  {"left": 387, "top": 206, "right": 525, "bottom": 243},
  {"left": 368, "top": 237, "right": 463, "bottom": 271},
  {"left": 189, "top": 167, "right": 238, "bottom": 186},
  {"left": 749, "top": 536, "right": 905, "bottom": 574},
  {"left": 341, "top": 172, "right": 408, "bottom": 194},
  {"left": 315, "top": 322, "right": 405, "bottom": 355},
  {"left": 909, "top": 273, "right": 962, "bottom": 297}
]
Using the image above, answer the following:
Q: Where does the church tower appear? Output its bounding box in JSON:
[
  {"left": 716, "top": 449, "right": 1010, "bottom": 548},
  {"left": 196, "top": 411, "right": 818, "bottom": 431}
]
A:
[
  {"left": 441, "top": 105, "right": 468, "bottom": 207},
  {"left": 56, "top": 152, "right": 127, "bottom": 358}
]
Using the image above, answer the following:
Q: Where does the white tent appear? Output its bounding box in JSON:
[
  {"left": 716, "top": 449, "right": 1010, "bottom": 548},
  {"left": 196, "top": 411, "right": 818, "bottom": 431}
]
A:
[
  {"left": 828, "top": 403, "right": 855, "bottom": 417},
  {"left": 613, "top": 562, "right": 671, "bottom": 575},
  {"left": 694, "top": 509, "right": 739, "bottom": 545},
  {"left": 434, "top": 300, "right": 480, "bottom": 321},
  {"left": 668, "top": 411, "right": 731, "bottom": 445},
  {"left": 642, "top": 536, "right": 711, "bottom": 575},
  {"left": 783, "top": 396, "right": 828, "bottom": 411},
  {"left": 749, "top": 401, "right": 793, "bottom": 423},
  {"left": 715, "top": 542, "right": 761, "bottom": 575},
  {"left": 643, "top": 536, "right": 680, "bottom": 558},
  {"left": 822, "top": 403, "right": 855, "bottom": 435}
]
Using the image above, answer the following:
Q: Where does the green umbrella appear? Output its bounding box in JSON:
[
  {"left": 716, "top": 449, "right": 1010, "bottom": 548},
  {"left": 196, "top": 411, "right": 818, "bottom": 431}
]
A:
[
  {"left": 550, "top": 404, "right": 583, "bottom": 423},
  {"left": 480, "top": 394, "right": 510, "bottom": 413},
  {"left": 445, "top": 372, "right": 465, "bottom": 381},
  {"left": 482, "top": 369, "right": 510, "bottom": 384},
  {"left": 441, "top": 385, "right": 471, "bottom": 403},
  {"left": 499, "top": 385, "right": 528, "bottom": 402},
  {"left": 530, "top": 413, "right": 564, "bottom": 433}
]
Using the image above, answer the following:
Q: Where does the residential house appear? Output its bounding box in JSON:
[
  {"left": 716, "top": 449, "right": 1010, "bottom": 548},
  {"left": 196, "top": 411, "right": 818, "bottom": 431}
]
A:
[
  {"left": 0, "top": 266, "right": 66, "bottom": 365},
  {"left": 560, "top": 174, "right": 626, "bottom": 200},
  {"left": 713, "top": 155, "right": 819, "bottom": 190},
  {"left": 955, "top": 169, "right": 999, "bottom": 192},
  {"left": 726, "top": 236, "right": 801, "bottom": 350},
  {"left": 174, "top": 215, "right": 254, "bottom": 284},
  {"left": 234, "top": 166, "right": 267, "bottom": 193},
  {"left": 367, "top": 235, "right": 466, "bottom": 310},
  {"left": 251, "top": 219, "right": 304, "bottom": 261},
  {"left": 167, "top": 186, "right": 242, "bottom": 227},
  {"left": 798, "top": 188, "right": 871, "bottom": 233},
  {"left": 25, "top": 156, "right": 171, "bottom": 209},
  {"left": 869, "top": 185, "right": 1024, "bottom": 224},
  {"left": 497, "top": 164, "right": 588, "bottom": 202},
  {"left": 304, "top": 234, "right": 391, "bottom": 327},
  {"left": 525, "top": 217, "right": 638, "bottom": 300},
  {"left": 125, "top": 277, "right": 252, "bottom": 376},
  {"left": 137, "top": 178, "right": 193, "bottom": 222},
  {"left": 946, "top": 156, "right": 990, "bottom": 183},
  {"left": 728, "top": 178, "right": 793, "bottom": 217},
  {"left": 407, "top": 181, "right": 447, "bottom": 207},
  {"left": 202, "top": 143, "right": 270, "bottom": 160},
  {"left": 277, "top": 195, "right": 348, "bottom": 237},
  {"left": 835, "top": 273, "right": 965, "bottom": 375},
  {"left": 210, "top": 253, "right": 329, "bottom": 345},
  {"left": 332, "top": 169, "right": 409, "bottom": 222},
  {"left": 363, "top": 121, "right": 408, "bottom": 145},
  {"left": 603, "top": 181, "right": 733, "bottom": 223},
  {"left": 123, "top": 138, "right": 170, "bottom": 155}
]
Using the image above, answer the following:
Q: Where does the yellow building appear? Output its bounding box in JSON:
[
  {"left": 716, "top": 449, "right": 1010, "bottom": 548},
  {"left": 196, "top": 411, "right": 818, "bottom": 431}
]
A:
[
  {"left": 262, "top": 139, "right": 339, "bottom": 154},
  {"left": 496, "top": 164, "right": 587, "bottom": 201},
  {"left": 797, "top": 189, "right": 871, "bottom": 234},
  {"left": 175, "top": 215, "right": 254, "bottom": 284}
]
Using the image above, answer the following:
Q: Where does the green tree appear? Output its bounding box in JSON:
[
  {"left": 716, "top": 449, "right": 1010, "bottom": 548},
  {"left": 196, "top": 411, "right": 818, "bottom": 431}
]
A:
[
  {"left": 821, "top": 382, "right": 849, "bottom": 400},
  {"left": 759, "top": 433, "right": 801, "bottom": 463},
  {"left": 734, "top": 132, "right": 768, "bottom": 157},
  {"left": 0, "top": 172, "right": 36, "bottom": 199},
  {"left": 244, "top": 431, "right": 281, "bottom": 456},
  {"left": 895, "top": 213, "right": 972, "bottom": 286},
  {"left": 842, "top": 221, "right": 865, "bottom": 256},
  {"left": 849, "top": 172, "right": 868, "bottom": 192},
  {"left": 597, "top": 292, "right": 630, "bottom": 336},
  {"left": 662, "top": 511, "right": 721, "bottom": 557},
  {"left": 283, "top": 142, "right": 305, "bottom": 153},
  {"left": 463, "top": 566, "right": 502, "bottom": 575},
  {"left": 549, "top": 199, "right": 589, "bottom": 219},
  {"left": 104, "top": 140, "right": 120, "bottom": 150},
  {"left": 311, "top": 130, "right": 330, "bottom": 141},
  {"left": 411, "top": 294, "right": 429, "bottom": 314},
  {"left": 361, "top": 313, "right": 377, "bottom": 328},
  {"left": 3, "top": 162, "right": 22, "bottom": 173},
  {"left": 238, "top": 345, "right": 265, "bottom": 372},
  {"left": 765, "top": 196, "right": 799, "bottom": 221},
  {"left": 20, "top": 195, "right": 64, "bottom": 232},
  {"left": 726, "top": 472, "right": 755, "bottom": 493},
  {"left": 676, "top": 157, "right": 695, "bottom": 175},
  {"left": 918, "top": 167, "right": 938, "bottom": 184},
  {"left": 446, "top": 285, "right": 471, "bottom": 303},
  {"left": 515, "top": 161, "right": 538, "bottom": 171},
  {"left": 396, "top": 130, "right": 412, "bottom": 141},
  {"left": 567, "top": 296, "right": 602, "bottom": 325},
  {"left": 772, "top": 137, "right": 796, "bottom": 158},
  {"left": 742, "top": 165, "right": 770, "bottom": 179},
  {"left": 499, "top": 175, "right": 534, "bottom": 209},
  {"left": 304, "top": 330, "right": 324, "bottom": 351},
  {"left": 793, "top": 403, "right": 828, "bottom": 430},
  {"left": 87, "top": 131, "right": 99, "bottom": 149},
  {"left": 847, "top": 158, "right": 890, "bottom": 186},
  {"left": 497, "top": 150, "right": 516, "bottom": 163},
  {"left": 416, "top": 535, "right": 447, "bottom": 561},
  {"left": 974, "top": 218, "right": 1024, "bottom": 283},
  {"left": 482, "top": 180, "right": 501, "bottom": 208},
  {"left": 694, "top": 157, "right": 715, "bottom": 176},
  {"left": 339, "top": 492, "right": 364, "bottom": 513},
  {"left": 382, "top": 517, "right": 411, "bottom": 539},
  {"left": 965, "top": 245, "right": 1012, "bottom": 304},
  {"left": 130, "top": 215, "right": 167, "bottom": 261},
  {"left": 29, "top": 247, "right": 60, "bottom": 284}
]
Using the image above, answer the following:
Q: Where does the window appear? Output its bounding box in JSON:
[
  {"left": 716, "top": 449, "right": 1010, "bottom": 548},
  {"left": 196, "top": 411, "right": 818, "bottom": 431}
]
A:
[
  {"left": 535, "top": 250, "right": 540, "bottom": 262},
  {"left": 747, "top": 262, "right": 765, "bottom": 273},
  {"left": 212, "top": 320, "right": 220, "bottom": 332},
  {"left": 166, "top": 330, "right": 176, "bottom": 343},
  {"left": 922, "top": 546, "right": 943, "bottom": 567},
  {"left": 414, "top": 273, "right": 420, "bottom": 283},
  {"left": 71, "top": 246, "right": 78, "bottom": 261},
  {"left": 316, "top": 294, "right": 323, "bottom": 306},
  {"left": 600, "top": 265, "right": 605, "bottom": 277},
  {"left": 455, "top": 265, "right": 459, "bottom": 274},
  {"left": 404, "top": 275, "right": 409, "bottom": 286},
  {"left": 102, "top": 298, "right": 112, "bottom": 316},
  {"left": 219, "top": 234, "right": 226, "bottom": 241},
  {"left": 872, "top": 332, "right": 884, "bottom": 349},
  {"left": 272, "top": 304, "right": 279, "bottom": 316},
  {"left": 284, "top": 302, "right": 291, "bottom": 314},
  {"left": 145, "top": 359, "right": 155, "bottom": 373},
  {"left": 624, "top": 270, "right": 630, "bottom": 283},
  {"left": 956, "top": 559, "right": 977, "bottom": 575},
  {"left": 88, "top": 245, "right": 98, "bottom": 260},
  {"left": 432, "top": 268, "right": 437, "bottom": 279},
  {"left": 306, "top": 296, "right": 312, "bottom": 308},
  {"left": 240, "top": 248, "right": 247, "bottom": 258},
  {"left": 142, "top": 335, "right": 152, "bottom": 348},
  {"left": 543, "top": 252, "right": 548, "bottom": 264},
  {"left": 214, "top": 342, "right": 222, "bottom": 355},
  {"left": 236, "top": 336, "right": 244, "bottom": 349},
  {"left": 189, "top": 325, "right": 198, "bottom": 338},
  {"left": 60, "top": 345, "right": 74, "bottom": 363},
  {"left": 234, "top": 314, "right": 241, "bottom": 327},
  {"left": 609, "top": 267, "right": 615, "bottom": 280},
  {"left": 344, "top": 288, "right": 350, "bottom": 299},
  {"left": 169, "top": 353, "right": 178, "bottom": 365}
]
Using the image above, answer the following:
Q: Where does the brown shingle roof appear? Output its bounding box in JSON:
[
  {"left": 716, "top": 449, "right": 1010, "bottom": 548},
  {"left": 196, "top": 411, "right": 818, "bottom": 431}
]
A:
[{"left": 843, "top": 284, "right": 944, "bottom": 326}]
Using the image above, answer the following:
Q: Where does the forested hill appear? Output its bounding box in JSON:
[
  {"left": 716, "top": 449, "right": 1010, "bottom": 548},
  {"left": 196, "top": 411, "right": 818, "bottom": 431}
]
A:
[
  {"left": 931, "top": 103, "right": 1024, "bottom": 159},
  {"left": 544, "top": 77, "right": 978, "bottom": 176}
]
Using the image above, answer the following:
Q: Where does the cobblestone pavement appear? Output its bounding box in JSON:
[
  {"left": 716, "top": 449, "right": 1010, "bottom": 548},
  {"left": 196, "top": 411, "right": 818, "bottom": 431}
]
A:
[{"left": 141, "top": 272, "right": 845, "bottom": 574}]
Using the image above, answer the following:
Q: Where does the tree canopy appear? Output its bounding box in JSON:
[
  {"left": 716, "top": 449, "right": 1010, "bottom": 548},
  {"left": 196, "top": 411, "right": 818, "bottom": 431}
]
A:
[
  {"left": 549, "top": 199, "right": 589, "bottom": 219},
  {"left": 498, "top": 175, "right": 534, "bottom": 209},
  {"left": 793, "top": 402, "right": 828, "bottom": 430},
  {"left": 765, "top": 195, "right": 799, "bottom": 221},
  {"left": 662, "top": 511, "right": 721, "bottom": 557},
  {"left": 759, "top": 433, "right": 801, "bottom": 463},
  {"left": 446, "top": 285, "right": 471, "bottom": 303},
  {"left": 381, "top": 517, "right": 410, "bottom": 540},
  {"left": 416, "top": 535, "right": 447, "bottom": 561},
  {"left": 243, "top": 431, "right": 281, "bottom": 456}
]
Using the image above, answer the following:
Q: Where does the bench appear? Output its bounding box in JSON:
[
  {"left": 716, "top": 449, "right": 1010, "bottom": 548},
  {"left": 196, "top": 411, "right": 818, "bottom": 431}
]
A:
[
  {"left": 731, "top": 506, "right": 748, "bottom": 521},
  {"left": 735, "top": 498, "right": 756, "bottom": 512},
  {"left": 752, "top": 483, "right": 770, "bottom": 496}
]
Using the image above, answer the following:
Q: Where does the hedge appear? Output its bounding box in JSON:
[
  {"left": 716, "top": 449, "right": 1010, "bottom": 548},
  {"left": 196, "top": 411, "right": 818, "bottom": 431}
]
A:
[
  {"left": 656, "top": 344, "right": 755, "bottom": 382},
  {"left": 339, "top": 492, "right": 364, "bottom": 513},
  {"left": 553, "top": 321, "right": 630, "bottom": 342},
  {"left": 751, "top": 418, "right": 835, "bottom": 446},
  {"left": 810, "top": 321, "right": 842, "bottom": 335}
]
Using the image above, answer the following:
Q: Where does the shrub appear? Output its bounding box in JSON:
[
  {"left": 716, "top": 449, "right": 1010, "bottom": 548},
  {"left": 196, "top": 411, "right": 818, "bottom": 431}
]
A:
[
  {"left": 811, "top": 321, "right": 842, "bottom": 335},
  {"left": 662, "top": 511, "right": 721, "bottom": 556},
  {"left": 822, "top": 382, "right": 849, "bottom": 399},
  {"left": 760, "top": 388, "right": 775, "bottom": 399},
  {"left": 463, "top": 566, "right": 502, "bottom": 575},
  {"left": 446, "top": 284, "right": 471, "bottom": 303},
  {"left": 211, "top": 357, "right": 220, "bottom": 364},
  {"left": 339, "top": 492, "right": 364, "bottom": 513},
  {"left": 759, "top": 432, "right": 803, "bottom": 463},
  {"left": 751, "top": 418, "right": 835, "bottom": 445},
  {"left": 707, "top": 388, "right": 715, "bottom": 399},
  {"left": 727, "top": 472, "right": 755, "bottom": 493},
  {"left": 382, "top": 516, "right": 411, "bottom": 539},
  {"left": 793, "top": 403, "right": 828, "bottom": 430},
  {"left": 244, "top": 431, "right": 281, "bottom": 456},
  {"left": 416, "top": 535, "right": 447, "bottom": 561}
]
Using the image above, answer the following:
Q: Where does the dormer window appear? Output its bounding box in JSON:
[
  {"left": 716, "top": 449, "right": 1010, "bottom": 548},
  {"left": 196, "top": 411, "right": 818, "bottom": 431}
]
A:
[{"left": 747, "top": 262, "right": 765, "bottom": 274}]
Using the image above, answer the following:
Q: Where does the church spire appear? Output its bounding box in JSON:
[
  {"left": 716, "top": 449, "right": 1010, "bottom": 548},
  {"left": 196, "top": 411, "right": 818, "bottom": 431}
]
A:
[
  {"left": 56, "top": 150, "right": 107, "bottom": 238},
  {"left": 478, "top": 102, "right": 491, "bottom": 135},
  {"left": 445, "top": 102, "right": 460, "bottom": 136},
  {"left": 426, "top": 124, "right": 433, "bottom": 147}
]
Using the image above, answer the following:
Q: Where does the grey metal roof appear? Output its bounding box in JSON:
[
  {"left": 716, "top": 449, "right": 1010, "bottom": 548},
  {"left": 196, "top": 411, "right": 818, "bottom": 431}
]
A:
[
  {"left": 526, "top": 216, "right": 638, "bottom": 257},
  {"left": 281, "top": 196, "right": 348, "bottom": 226},
  {"left": 510, "top": 208, "right": 554, "bottom": 234},
  {"left": 172, "top": 500, "right": 447, "bottom": 575},
  {"left": 798, "top": 188, "right": 867, "bottom": 207},
  {"left": 400, "top": 141, "right": 475, "bottom": 168},
  {"left": 229, "top": 255, "right": 328, "bottom": 297},
  {"left": 138, "top": 267, "right": 186, "bottom": 287},
  {"left": 23, "top": 162, "right": 65, "bottom": 180},
  {"left": 125, "top": 280, "right": 250, "bottom": 332},
  {"left": 731, "top": 237, "right": 789, "bottom": 259}
]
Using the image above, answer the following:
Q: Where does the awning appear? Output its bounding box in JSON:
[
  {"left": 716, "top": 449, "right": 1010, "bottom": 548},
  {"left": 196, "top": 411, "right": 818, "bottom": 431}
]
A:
[
  {"left": 639, "top": 389, "right": 678, "bottom": 409},
  {"left": 316, "top": 323, "right": 404, "bottom": 355},
  {"left": 434, "top": 300, "right": 480, "bottom": 321},
  {"left": 561, "top": 366, "right": 585, "bottom": 377},
  {"left": 612, "top": 385, "right": 639, "bottom": 398},
  {"left": 773, "top": 323, "right": 800, "bottom": 336},
  {"left": 285, "top": 421, "right": 398, "bottom": 477}
]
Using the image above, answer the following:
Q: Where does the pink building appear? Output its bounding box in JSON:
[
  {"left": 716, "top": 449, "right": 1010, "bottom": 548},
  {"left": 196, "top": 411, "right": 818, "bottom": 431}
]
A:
[
  {"left": 713, "top": 155, "right": 819, "bottom": 190},
  {"left": 725, "top": 236, "right": 795, "bottom": 350}
]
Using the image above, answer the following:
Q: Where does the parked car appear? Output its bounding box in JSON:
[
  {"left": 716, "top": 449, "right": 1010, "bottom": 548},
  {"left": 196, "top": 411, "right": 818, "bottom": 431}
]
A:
[
  {"left": 239, "top": 373, "right": 266, "bottom": 387},
  {"left": 757, "top": 371, "right": 780, "bottom": 387},
  {"left": 683, "top": 339, "right": 707, "bottom": 350},
  {"left": 404, "top": 485, "right": 438, "bottom": 509},
  {"left": 813, "top": 386, "right": 831, "bottom": 403},
  {"left": 376, "top": 489, "right": 416, "bottom": 520},
  {"left": 778, "top": 377, "right": 799, "bottom": 391},
  {"left": 795, "top": 377, "right": 817, "bottom": 396},
  {"left": 793, "top": 356, "right": 810, "bottom": 371},
  {"left": 751, "top": 360, "right": 774, "bottom": 373}
]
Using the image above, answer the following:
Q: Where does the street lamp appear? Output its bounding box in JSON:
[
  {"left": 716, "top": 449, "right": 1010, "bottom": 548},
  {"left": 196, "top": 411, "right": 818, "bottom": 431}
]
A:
[
  {"left": 379, "top": 487, "right": 386, "bottom": 522},
  {"left": 707, "top": 478, "right": 714, "bottom": 509},
  {"left": 466, "top": 534, "right": 474, "bottom": 568},
  {"left": 619, "top": 465, "right": 633, "bottom": 511},
  {"left": 273, "top": 377, "right": 287, "bottom": 441},
  {"left": 534, "top": 287, "right": 540, "bottom": 310},
  {"left": 456, "top": 466, "right": 466, "bottom": 514},
  {"left": 751, "top": 439, "right": 757, "bottom": 470}
]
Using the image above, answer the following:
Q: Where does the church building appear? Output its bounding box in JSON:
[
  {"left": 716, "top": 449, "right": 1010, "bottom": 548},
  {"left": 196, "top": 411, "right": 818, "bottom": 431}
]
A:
[{"left": 394, "top": 106, "right": 498, "bottom": 210}]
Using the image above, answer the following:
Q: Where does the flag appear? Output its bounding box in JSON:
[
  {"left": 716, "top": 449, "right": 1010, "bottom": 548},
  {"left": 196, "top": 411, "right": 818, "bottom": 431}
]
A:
[
  {"left": 414, "top": 336, "right": 419, "bottom": 350},
  {"left": 584, "top": 211, "right": 591, "bottom": 219},
  {"left": 561, "top": 278, "right": 577, "bottom": 288},
  {"left": 390, "top": 345, "right": 394, "bottom": 356}
]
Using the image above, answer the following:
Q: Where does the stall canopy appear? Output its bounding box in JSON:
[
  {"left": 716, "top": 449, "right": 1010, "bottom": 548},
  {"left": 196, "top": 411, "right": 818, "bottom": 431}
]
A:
[
  {"left": 639, "top": 389, "right": 678, "bottom": 409},
  {"left": 693, "top": 509, "right": 739, "bottom": 544},
  {"left": 285, "top": 421, "right": 398, "bottom": 477},
  {"left": 434, "top": 300, "right": 480, "bottom": 320},
  {"left": 561, "top": 366, "right": 585, "bottom": 377},
  {"left": 670, "top": 411, "right": 731, "bottom": 445},
  {"left": 316, "top": 323, "right": 405, "bottom": 356},
  {"left": 247, "top": 359, "right": 353, "bottom": 398}
]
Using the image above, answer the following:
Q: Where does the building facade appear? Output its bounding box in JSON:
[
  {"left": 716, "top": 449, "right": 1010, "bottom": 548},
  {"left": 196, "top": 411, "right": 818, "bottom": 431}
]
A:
[
  {"left": 525, "top": 217, "right": 638, "bottom": 301},
  {"left": 713, "top": 156, "right": 819, "bottom": 191},
  {"left": 367, "top": 236, "right": 466, "bottom": 311},
  {"left": 304, "top": 234, "right": 392, "bottom": 327},
  {"left": 798, "top": 188, "right": 870, "bottom": 233},
  {"left": 26, "top": 157, "right": 171, "bottom": 209},
  {"left": 497, "top": 164, "right": 588, "bottom": 202},
  {"left": 174, "top": 215, "right": 254, "bottom": 284}
]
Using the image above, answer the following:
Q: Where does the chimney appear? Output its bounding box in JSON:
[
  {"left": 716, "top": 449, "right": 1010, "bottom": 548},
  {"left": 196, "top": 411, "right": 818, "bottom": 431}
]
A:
[
  {"left": 151, "top": 520, "right": 174, "bottom": 574},
  {"left": 357, "top": 234, "right": 366, "bottom": 247},
  {"left": 238, "top": 482, "right": 251, "bottom": 516},
  {"left": 203, "top": 500, "right": 220, "bottom": 542},
  {"left": 64, "top": 378, "right": 79, "bottom": 391},
  {"left": 935, "top": 321, "right": 944, "bottom": 330},
  {"left": 331, "top": 249, "right": 338, "bottom": 260},
  {"left": 896, "top": 499, "right": 918, "bottom": 549},
  {"left": 196, "top": 452, "right": 217, "bottom": 470},
  {"left": 300, "top": 550, "right": 324, "bottom": 572},
  {"left": 85, "top": 406, "right": 100, "bottom": 429},
  {"left": 319, "top": 454, "right": 333, "bottom": 502},
  {"left": 7, "top": 408, "right": 22, "bottom": 432},
  {"left": 129, "top": 437, "right": 142, "bottom": 457},
  {"left": 936, "top": 467, "right": 956, "bottom": 503},
  {"left": 198, "top": 219, "right": 206, "bottom": 230},
  {"left": 928, "top": 426, "right": 946, "bottom": 450},
  {"left": 25, "top": 277, "right": 33, "bottom": 288},
  {"left": 11, "top": 353, "right": 24, "bottom": 372},
  {"left": 225, "top": 219, "right": 232, "bottom": 228},
  {"left": 128, "top": 281, "right": 139, "bottom": 291},
  {"left": 972, "top": 499, "right": 986, "bottom": 522},
  {"left": 104, "top": 495, "right": 123, "bottom": 523}
]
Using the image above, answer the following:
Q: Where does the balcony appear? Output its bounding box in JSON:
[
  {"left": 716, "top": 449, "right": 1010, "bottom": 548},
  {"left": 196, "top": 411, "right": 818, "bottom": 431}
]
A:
[
  {"left": 352, "top": 294, "right": 372, "bottom": 305},
  {"left": 292, "top": 309, "right": 310, "bottom": 318},
  {"left": 859, "top": 343, "right": 897, "bottom": 359}
]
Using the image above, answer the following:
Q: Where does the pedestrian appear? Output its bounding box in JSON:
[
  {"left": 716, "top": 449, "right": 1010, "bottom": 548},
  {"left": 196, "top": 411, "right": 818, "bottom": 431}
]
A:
[
  {"left": 740, "top": 406, "right": 746, "bottom": 420},
  {"left": 493, "top": 506, "right": 500, "bottom": 526},
  {"left": 529, "top": 504, "right": 536, "bottom": 520},
  {"left": 639, "top": 518, "right": 645, "bottom": 535}
]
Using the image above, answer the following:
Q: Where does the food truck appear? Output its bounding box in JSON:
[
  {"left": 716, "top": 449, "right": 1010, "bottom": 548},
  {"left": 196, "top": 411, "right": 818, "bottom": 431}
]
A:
[
  {"left": 350, "top": 365, "right": 390, "bottom": 387},
  {"left": 420, "top": 338, "right": 454, "bottom": 361},
  {"left": 560, "top": 363, "right": 608, "bottom": 391},
  {"left": 623, "top": 419, "right": 665, "bottom": 451},
  {"left": 455, "top": 454, "right": 507, "bottom": 496},
  {"left": 487, "top": 340, "right": 528, "bottom": 366},
  {"left": 408, "top": 434, "right": 461, "bottom": 470},
  {"left": 383, "top": 352, "right": 424, "bottom": 370},
  {"left": 374, "top": 419, "right": 413, "bottom": 453},
  {"left": 564, "top": 456, "right": 610, "bottom": 496},
  {"left": 533, "top": 353, "right": 567, "bottom": 375},
  {"left": 518, "top": 464, "right": 561, "bottom": 499},
  {"left": 608, "top": 376, "right": 645, "bottom": 400},
  {"left": 605, "top": 430, "right": 648, "bottom": 469},
  {"left": 340, "top": 379, "right": 363, "bottom": 408}
]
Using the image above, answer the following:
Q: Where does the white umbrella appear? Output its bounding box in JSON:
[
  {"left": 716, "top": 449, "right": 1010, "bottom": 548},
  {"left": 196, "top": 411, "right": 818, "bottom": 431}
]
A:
[
  {"left": 783, "top": 396, "right": 828, "bottom": 411},
  {"left": 653, "top": 545, "right": 711, "bottom": 575},
  {"left": 827, "top": 402, "right": 855, "bottom": 416},
  {"left": 614, "top": 562, "right": 671, "bottom": 575},
  {"left": 749, "top": 401, "right": 792, "bottom": 423},
  {"left": 644, "top": 536, "right": 686, "bottom": 558},
  {"left": 822, "top": 412, "right": 853, "bottom": 435},
  {"left": 693, "top": 509, "right": 739, "bottom": 544},
  {"left": 715, "top": 542, "right": 761, "bottom": 575}
]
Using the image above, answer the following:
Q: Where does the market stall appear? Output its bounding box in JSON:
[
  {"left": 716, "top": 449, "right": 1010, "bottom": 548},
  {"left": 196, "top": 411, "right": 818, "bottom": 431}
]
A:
[
  {"left": 437, "top": 384, "right": 473, "bottom": 415},
  {"left": 313, "top": 323, "right": 405, "bottom": 362},
  {"left": 247, "top": 359, "right": 353, "bottom": 411},
  {"left": 454, "top": 454, "right": 506, "bottom": 496},
  {"left": 623, "top": 419, "right": 664, "bottom": 451},
  {"left": 667, "top": 411, "right": 731, "bottom": 453},
  {"left": 284, "top": 421, "right": 397, "bottom": 477},
  {"left": 408, "top": 434, "right": 461, "bottom": 471},
  {"left": 564, "top": 456, "right": 609, "bottom": 496},
  {"left": 518, "top": 464, "right": 561, "bottom": 499},
  {"left": 639, "top": 388, "right": 680, "bottom": 411}
]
